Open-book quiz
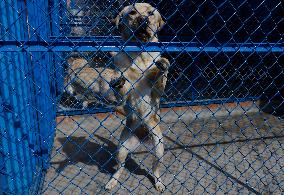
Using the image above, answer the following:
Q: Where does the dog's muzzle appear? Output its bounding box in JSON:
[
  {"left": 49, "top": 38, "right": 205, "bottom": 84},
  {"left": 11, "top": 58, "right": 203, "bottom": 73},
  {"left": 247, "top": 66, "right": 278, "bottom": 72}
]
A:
[
  {"left": 134, "top": 17, "right": 151, "bottom": 41},
  {"left": 138, "top": 17, "right": 149, "bottom": 29}
]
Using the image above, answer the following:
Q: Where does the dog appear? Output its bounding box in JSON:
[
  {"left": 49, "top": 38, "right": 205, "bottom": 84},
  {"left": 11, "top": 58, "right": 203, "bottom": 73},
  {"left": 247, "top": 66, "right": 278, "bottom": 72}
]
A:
[
  {"left": 64, "top": 57, "right": 120, "bottom": 107},
  {"left": 105, "top": 3, "right": 169, "bottom": 192}
]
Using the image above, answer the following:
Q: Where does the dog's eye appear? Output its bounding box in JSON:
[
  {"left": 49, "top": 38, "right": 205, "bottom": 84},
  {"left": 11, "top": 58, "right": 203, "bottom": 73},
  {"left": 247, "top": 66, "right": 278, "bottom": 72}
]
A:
[
  {"left": 129, "top": 10, "right": 137, "bottom": 15},
  {"left": 148, "top": 11, "right": 154, "bottom": 16}
]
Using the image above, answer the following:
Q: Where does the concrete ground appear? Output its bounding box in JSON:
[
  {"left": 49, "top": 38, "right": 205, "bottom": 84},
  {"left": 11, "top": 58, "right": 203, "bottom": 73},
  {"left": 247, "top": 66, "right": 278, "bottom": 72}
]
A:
[{"left": 42, "top": 103, "right": 284, "bottom": 194}]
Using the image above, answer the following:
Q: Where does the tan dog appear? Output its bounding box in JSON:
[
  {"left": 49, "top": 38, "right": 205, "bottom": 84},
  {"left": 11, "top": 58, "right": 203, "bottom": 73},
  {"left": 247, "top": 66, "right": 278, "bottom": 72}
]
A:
[
  {"left": 64, "top": 57, "right": 119, "bottom": 107},
  {"left": 105, "top": 3, "right": 169, "bottom": 192}
]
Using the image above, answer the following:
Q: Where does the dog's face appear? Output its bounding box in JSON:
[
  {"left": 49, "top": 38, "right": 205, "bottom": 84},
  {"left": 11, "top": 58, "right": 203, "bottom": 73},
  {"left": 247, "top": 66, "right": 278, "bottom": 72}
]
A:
[{"left": 114, "top": 3, "right": 165, "bottom": 42}]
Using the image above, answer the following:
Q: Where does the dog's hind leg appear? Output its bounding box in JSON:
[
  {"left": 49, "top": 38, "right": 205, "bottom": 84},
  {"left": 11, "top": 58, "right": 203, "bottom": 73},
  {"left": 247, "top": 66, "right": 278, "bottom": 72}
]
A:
[
  {"left": 105, "top": 128, "right": 140, "bottom": 191},
  {"left": 145, "top": 117, "right": 165, "bottom": 192},
  {"left": 152, "top": 127, "right": 165, "bottom": 192}
]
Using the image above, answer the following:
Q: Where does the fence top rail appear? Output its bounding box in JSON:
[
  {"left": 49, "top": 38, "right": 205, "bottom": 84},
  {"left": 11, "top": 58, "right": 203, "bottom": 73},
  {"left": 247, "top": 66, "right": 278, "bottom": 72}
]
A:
[{"left": 0, "top": 40, "right": 283, "bottom": 52}]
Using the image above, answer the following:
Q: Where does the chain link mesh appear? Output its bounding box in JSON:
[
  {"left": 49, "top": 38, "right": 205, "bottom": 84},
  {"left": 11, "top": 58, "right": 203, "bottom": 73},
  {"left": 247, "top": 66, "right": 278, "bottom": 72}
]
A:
[{"left": 0, "top": 0, "right": 283, "bottom": 194}]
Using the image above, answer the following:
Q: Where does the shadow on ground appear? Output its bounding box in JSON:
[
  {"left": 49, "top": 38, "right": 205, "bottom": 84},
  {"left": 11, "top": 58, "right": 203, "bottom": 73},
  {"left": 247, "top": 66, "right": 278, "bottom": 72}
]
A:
[
  {"left": 51, "top": 134, "right": 155, "bottom": 185},
  {"left": 259, "top": 98, "right": 284, "bottom": 118}
]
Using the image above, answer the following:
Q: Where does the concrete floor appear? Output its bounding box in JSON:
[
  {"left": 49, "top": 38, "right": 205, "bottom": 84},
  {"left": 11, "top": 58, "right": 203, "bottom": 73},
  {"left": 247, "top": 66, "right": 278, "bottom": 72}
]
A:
[{"left": 42, "top": 104, "right": 284, "bottom": 194}]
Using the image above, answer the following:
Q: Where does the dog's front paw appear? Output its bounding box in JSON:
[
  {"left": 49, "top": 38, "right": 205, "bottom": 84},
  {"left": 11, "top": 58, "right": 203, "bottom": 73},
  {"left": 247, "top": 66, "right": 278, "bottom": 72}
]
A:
[
  {"left": 155, "top": 181, "right": 165, "bottom": 192},
  {"left": 156, "top": 57, "right": 170, "bottom": 72},
  {"left": 105, "top": 178, "right": 118, "bottom": 191},
  {"left": 82, "top": 101, "right": 89, "bottom": 109}
]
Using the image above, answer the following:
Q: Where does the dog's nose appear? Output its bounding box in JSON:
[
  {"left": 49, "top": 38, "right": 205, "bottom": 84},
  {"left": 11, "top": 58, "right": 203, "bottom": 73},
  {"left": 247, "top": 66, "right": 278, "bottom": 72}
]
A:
[
  {"left": 128, "top": 10, "right": 137, "bottom": 16},
  {"left": 137, "top": 16, "right": 144, "bottom": 24}
]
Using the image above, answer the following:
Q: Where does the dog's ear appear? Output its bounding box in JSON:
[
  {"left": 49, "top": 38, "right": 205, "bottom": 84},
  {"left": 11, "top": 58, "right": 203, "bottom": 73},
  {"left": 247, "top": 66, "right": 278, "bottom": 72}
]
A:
[
  {"left": 155, "top": 10, "right": 165, "bottom": 31},
  {"left": 112, "top": 5, "right": 132, "bottom": 27},
  {"left": 158, "top": 17, "right": 165, "bottom": 31}
]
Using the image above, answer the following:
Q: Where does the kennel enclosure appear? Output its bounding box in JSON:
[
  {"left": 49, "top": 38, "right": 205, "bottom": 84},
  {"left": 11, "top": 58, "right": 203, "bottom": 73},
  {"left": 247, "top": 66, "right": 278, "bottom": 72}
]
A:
[{"left": 0, "top": 0, "right": 283, "bottom": 194}]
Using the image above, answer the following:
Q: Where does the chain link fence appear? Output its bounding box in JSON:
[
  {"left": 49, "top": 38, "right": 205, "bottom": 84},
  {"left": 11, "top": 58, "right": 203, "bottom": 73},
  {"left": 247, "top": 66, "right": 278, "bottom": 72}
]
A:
[{"left": 0, "top": 0, "right": 283, "bottom": 194}]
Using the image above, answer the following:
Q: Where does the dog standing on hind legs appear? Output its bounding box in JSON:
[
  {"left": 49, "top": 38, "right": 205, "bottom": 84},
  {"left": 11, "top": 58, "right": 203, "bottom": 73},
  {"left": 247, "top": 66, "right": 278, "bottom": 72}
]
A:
[
  {"left": 105, "top": 3, "right": 169, "bottom": 192},
  {"left": 106, "top": 57, "right": 170, "bottom": 192}
]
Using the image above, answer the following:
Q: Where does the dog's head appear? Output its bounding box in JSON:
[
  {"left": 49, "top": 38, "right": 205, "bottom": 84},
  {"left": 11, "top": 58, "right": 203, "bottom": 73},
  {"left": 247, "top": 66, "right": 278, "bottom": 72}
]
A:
[{"left": 113, "top": 3, "right": 165, "bottom": 42}]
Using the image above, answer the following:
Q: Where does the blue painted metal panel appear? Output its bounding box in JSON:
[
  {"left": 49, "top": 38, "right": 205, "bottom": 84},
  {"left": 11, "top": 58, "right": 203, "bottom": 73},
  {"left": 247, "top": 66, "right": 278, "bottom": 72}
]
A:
[
  {"left": 28, "top": 3, "right": 56, "bottom": 187},
  {"left": 1, "top": 0, "right": 56, "bottom": 194},
  {"left": 26, "top": 0, "right": 55, "bottom": 172},
  {"left": 0, "top": 2, "right": 21, "bottom": 193},
  {"left": 0, "top": 53, "right": 10, "bottom": 194},
  {"left": 10, "top": 0, "right": 34, "bottom": 192},
  {"left": 16, "top": 1, "right": 35, "bottom": 190}
]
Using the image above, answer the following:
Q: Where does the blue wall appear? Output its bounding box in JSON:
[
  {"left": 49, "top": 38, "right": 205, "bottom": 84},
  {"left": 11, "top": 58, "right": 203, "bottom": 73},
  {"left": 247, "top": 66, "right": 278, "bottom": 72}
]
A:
[{"left": 0, "top": 1, "right": 56, "bottom": 194}]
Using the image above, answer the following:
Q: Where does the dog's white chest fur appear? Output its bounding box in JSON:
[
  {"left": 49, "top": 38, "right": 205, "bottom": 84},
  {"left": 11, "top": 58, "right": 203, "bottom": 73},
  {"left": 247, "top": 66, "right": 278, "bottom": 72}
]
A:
[
  {"left": 126, "top": 88, "right": 154, "bottom": 122},
  {"left": 113, "top": 51, "right": 160, "bottom": 73}
]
